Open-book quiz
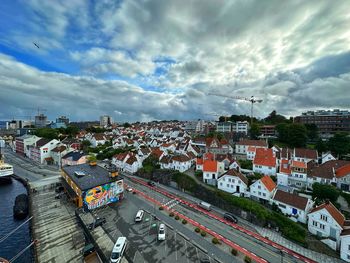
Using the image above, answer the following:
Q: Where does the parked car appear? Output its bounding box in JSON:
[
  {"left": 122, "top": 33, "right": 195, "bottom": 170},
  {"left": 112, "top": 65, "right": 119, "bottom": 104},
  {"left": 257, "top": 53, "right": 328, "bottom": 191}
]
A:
[
  {"left": 126, "top": 187, "right": 133, "bottom": 192},
  {"left": 223, "top": 212, "right": 238, "bottom": 223},
  {"left": 88, "top": 217, "right": 106, "bottom": 230},
  {"left": 158, "top": 223, "right": 166, "bottom": 241},
  {"left": 110, "top": 237, "right": 127, "bottom": 263},
  {"left": 147, "top": 181, "right": 156, "bottom": 187},
  {"left": 200, "top": 257, "right": 210, "bottom": 263},
  {"left": 135, "top": 210, "right": 144, "bottom": 222},
  {"left": 198, "top": 201, "right": 212, "bottom": 211}
]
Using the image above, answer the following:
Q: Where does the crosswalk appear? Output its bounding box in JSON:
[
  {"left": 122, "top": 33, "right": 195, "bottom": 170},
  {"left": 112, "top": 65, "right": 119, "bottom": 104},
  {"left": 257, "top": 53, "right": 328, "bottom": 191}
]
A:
[{"left": 163, "top": 198, "right": 179, "bottom": 209}]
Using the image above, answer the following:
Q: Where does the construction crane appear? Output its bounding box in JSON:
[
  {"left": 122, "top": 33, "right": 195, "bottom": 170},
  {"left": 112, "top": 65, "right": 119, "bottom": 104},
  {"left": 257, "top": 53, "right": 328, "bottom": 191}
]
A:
[
  {"left": 23, "top": 107, "right": 47, "bottom": 116},
  {"left": 207, "top": 92, "right": 263, "bottom": 125}
]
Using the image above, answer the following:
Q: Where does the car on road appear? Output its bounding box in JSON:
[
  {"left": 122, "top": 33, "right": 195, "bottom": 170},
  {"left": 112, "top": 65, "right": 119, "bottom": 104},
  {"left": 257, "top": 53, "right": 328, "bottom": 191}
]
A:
[
  {"left": 199, "top": 257, "right": 210, "bottom": 263},
  {"left": 198, "top": 201, "right": 212, "bottom": 211},
  {"left": 110, "top": 237, "right": 127, "bottom": 263},
  {"left": 88, "top": 217, "right": 106, "bottom": 230},
  {"left": 223, "top": 212, "right": 238, "bottom": 223},
  {"left": 134, "top": 209, "right": 144, "bottom": 222},
  {"left": 147, "top": 181, "right": 156, "bottom": 187},
  {"left": 126, "top": 187, "right": 133, "bottom": 192},
  {"left": 158, "top": 223, "right": 166, "bottom": 241}
]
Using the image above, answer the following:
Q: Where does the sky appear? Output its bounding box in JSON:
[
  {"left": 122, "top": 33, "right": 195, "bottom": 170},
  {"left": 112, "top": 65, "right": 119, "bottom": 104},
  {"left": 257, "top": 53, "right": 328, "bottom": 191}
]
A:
[{"left": 0, "top": 0, "right": 350, "bottom": 122}]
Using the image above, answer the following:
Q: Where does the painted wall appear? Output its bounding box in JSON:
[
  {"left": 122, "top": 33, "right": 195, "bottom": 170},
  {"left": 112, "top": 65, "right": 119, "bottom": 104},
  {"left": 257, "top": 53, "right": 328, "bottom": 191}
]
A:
[{"left": 83, "top": 180, "right": 124, "bottom": 210}]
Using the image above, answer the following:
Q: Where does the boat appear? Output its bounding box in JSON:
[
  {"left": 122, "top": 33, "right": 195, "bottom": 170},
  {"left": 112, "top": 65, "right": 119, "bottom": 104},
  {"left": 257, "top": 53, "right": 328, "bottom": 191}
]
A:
[
  {"left": 13, "top": 194, "right": 28, "bottom": 220},
  {"left": 0, "top": 139, "right": 13, "bottom": 184}
]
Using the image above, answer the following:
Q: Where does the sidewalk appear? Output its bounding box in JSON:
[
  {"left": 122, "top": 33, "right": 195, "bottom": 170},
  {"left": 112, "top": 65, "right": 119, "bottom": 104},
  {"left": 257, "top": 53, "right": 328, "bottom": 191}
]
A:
[{"left": 255, "top": 227, "right": 343, "bottom": 263}]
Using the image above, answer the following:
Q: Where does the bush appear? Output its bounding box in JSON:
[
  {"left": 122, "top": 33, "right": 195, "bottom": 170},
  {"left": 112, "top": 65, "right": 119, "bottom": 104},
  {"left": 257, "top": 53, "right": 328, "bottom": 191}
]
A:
[
  {"left": 231, "top": 248, "right": 238, "bottom": 256},
  {"left": 201, "top": 231, "right": 207, "bottom": 237},
  {"left": 244, "top": 256, "right": 252, "bottom": 263},
  {"left": 172, "top": 172, "right": 198, "bottom": 192},
  {"left": 182, "top": 219, "right": 187, "bottom": 224},
  {"left": 175, "top": 215, "right": 180, "bottom": 220},
  {"left": 169, "top": 212, "right": 175, "bottom": 217},
  {"left": 159, "top": 206, "right": 164, "bottom": 210},
  {"left": 212, "top": 237, "right": 220, "bottom": 244},
  {"left": 195, "top": 227, "right": 200, "bottom": 233}
]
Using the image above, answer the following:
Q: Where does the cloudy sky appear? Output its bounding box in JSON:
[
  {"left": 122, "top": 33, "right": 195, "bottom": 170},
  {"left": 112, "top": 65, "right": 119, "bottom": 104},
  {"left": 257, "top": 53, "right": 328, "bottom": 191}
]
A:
[{"left": 1, "top": 0, "right": 350, "bottom": 122}]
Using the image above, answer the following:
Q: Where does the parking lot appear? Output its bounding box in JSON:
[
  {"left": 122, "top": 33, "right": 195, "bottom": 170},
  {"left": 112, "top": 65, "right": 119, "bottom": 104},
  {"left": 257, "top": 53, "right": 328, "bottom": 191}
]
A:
[{"left": 93, "top": 191, "right": 215, "bottom": 263}]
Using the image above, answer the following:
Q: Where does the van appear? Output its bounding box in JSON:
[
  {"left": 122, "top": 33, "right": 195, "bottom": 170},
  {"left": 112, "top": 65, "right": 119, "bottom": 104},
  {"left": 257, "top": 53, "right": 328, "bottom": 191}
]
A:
[
  {"left": 198, "top": 201, "right": 212, "bottom": 211},
  {"left": 110, "top": 237, "right": 127, "bottom": 263},
  {"left": 135, "top": 209, "right": 144, "bottom": 222},
  {"left": 224, "top": 212, "right": 238, "bottom": 223},
  {"left": 158, "top": 223, "right": 166, "bottom": 241}
]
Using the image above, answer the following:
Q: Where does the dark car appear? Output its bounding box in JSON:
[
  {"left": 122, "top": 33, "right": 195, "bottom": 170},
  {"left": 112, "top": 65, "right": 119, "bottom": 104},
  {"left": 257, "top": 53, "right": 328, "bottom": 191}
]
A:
[
  {"left": 147, "top": 181, "right": 156, "bottom": 187},
  {"left": 224, "top": 212, "right": 238, "bottom": 223},
  {"left": 88, "top": 217, "right": 106, "bottom": 230},
  {"left": 55, "top": 186, "right": 64, "bottom": 193},
  {"left": 200, "top": 257, "right": 210, "bottom": 263}
]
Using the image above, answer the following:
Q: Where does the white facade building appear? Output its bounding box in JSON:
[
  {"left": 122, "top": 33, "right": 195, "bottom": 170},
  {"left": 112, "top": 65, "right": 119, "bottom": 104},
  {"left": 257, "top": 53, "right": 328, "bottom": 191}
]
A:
[
  {"left": 249, "top": 176, "right": 276, "bottom": 202},
  {"left": 217, "top": 169, "right": 248, "bottom": 196}
]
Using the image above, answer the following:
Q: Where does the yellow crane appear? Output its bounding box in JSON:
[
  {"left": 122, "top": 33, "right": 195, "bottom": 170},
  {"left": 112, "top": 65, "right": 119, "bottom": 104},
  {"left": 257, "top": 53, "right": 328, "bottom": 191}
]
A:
[{"left": 207, "top": 92, "right": 263, "bottom": 125}]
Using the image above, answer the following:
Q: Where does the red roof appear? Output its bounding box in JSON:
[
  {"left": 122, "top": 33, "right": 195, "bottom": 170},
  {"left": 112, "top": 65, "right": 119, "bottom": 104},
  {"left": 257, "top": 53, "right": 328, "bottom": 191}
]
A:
[
  {"left": 203, "top": 160, "right": 218, "bottom": 172},
  {"left": 279, "top": 159, "right": 291, "bottom": 174},
  {"left": 260, "top": 176, "right": 276, "bottom": 192},
  {"left": 310, "top": 202, "right": 345, "bottom": 227},
  {"left": 253, "top": 148, "right": 276, "bottom": 167},
  {"left": 196, "top": 158, "right": 203, "bottom": 165},
  {"left": 247, "top": 146, "right": 256, "bottom": 152},
  {"left": 223, "top": 169, "right": 248, "bottom": 185},
  {"left": 151, "top": 148, "right": 164, "bottom": 159},
  {"left": 336, "top": 164, "right": 350, "bottom": 178},
  {"left": 273, "top": 190, "right": 310, "bottom": 210},
  {"left": 291, "top": 160, "right": 307, "bottom": 169},
  {"left": 203, "top": 152, "right": 215, "bottom": 161},
  {"left": 236, "top": 139, "right": 268, "bottom": 147}
]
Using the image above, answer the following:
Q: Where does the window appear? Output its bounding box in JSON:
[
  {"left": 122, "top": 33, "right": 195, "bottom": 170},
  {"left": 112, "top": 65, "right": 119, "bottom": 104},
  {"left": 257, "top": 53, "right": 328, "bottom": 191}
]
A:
[
  {"left": 263, "top": 193, "right": 266, "bottom": 197},
  {"left": 312, "top": 221, "right": 317, "bottom": 227},
  {"left": 227, "top": 184, "right": 229, "bottom": 187},
  {"left": 348, "top": 245, "right": 350, "bottom": 251},
  {"left": 278, "top": 203, "right": 286, "bottom": 209},
  {"left": 220, "top": 182, "right": 223, "bottom": 186},
  {"left": 258, "top": 191, "right": 261, "bottom": 196},
  {"left": 258, "top": 185, "right": 261, "bottom": 189},
  {"left": 321, "top": 214, "right": 328, "bottom": 222},
  {"left": 231, "top": 185, "right": 233, "bottom": 188},
  {"left": 228, "top": 178, "right": 231, "bottom": 182}
]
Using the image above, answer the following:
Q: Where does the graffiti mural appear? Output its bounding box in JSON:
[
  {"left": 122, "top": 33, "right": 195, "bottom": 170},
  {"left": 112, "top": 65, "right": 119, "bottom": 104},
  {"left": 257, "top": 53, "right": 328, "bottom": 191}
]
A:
[{"left": 83, "top": 180, "right": 124, "bottom": 210}]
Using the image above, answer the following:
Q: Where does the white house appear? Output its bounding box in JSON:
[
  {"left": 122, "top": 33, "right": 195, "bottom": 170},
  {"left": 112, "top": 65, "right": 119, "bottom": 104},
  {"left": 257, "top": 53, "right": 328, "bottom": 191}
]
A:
[
  {"left": 252, "top": 148, "right": 277, "bottom": 176},
  {"left": 217, "top": 169, "right": 248, "bottom": 196},
  {"left": 272, "top": 190, "right": 314, "bottom": 223},
  {"left": 112, "top": 152, "right": 129, "bottom": 171},
  {"left": 336, "top": 164, "right": 350, "bottom": 192},
  {"left": 29, "top": 138, "right": 60, "bottom": 164},
  {"left": 160, "top": 155, "right": 173, "bottom": 170},
  {"left": 340, "top": 230, "right": 350, "bottom": 262},
  {"left": 293, "top": 148, "right": 318, "bottom": 164},
  {"left": 288, "top": 160, "right": 308, "bottom": 188},
  {"left": 235, "top": 139, "right": 268, "bottom": 155},
  {"left": 172, "top": 154, "right": 192, "bottom": 172},
  {"left": 249, "top": 175, "right": 276, "bottom": 203},
  {"left": 321, "top": 152, "right": 336, "bottom": 164},
  {"left": 276, "top": 159, "right": 291, "bottom": 186},
  {"left": 203, "top": 160, "right": 224, "bottom": 186},
  {"left": 124, "top": 154, "right": 141, "bottom": 174},
  {"left": 308, "top": 201, "right": 348, "bottom": 250},
  {"left": 89, "top": 133, "right": 107, "bottom": 147},
  {"left": 246, "top": 146, "right": 256, "bottom": 160}
]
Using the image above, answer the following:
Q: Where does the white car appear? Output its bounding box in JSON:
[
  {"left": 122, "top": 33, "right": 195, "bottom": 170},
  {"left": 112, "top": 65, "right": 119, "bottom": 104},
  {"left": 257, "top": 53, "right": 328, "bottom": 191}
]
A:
[
  {"left": 158, "top": 223, "right": 166, "bottom": 241},
  {"left": 110, "top": 237, "right": 127, "bottom": 263},
  {"left": 135, "top": 209, "right": 144, "bottom": 222},
  {"left": 126, "top": 187, "right": 133, "bottom": 192}
]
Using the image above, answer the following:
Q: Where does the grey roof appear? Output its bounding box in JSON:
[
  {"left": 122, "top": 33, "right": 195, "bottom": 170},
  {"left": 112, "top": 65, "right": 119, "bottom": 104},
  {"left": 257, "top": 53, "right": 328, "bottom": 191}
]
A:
[{"left": 62, "top": 163, "right": 119, "bottom": 191}]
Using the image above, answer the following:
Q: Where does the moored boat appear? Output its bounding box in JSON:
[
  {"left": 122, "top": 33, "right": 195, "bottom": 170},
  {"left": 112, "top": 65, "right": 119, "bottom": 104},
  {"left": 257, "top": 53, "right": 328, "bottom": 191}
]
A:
[{"left": 13, "top": 194, "right": 29, "bottom": 220}]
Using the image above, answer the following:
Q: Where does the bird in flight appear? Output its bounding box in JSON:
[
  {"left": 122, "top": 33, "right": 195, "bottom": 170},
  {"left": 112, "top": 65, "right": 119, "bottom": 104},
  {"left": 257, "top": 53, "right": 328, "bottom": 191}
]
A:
[{"left": 33, "top": 42, "right": 39, "bottom": 49}]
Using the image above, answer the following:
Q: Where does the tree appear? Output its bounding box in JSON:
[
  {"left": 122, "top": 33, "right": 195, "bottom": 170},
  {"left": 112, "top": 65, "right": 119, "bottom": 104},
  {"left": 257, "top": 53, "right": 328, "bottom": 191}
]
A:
[
  {"left": 250, "top": 123, "right": 261, "bottom": 139},
  {"left": 123, "top": 122, "right": 131, "bottom": 128},
  {"left": 312, "top": 183, "right": 340, "bottom": 203},
  {"left": 264, "top": 110, "right": 287, "bottom": 124},
  {"left": 316, "top": 139, "right": 328, "bottom": 154},
  {"left": 82, "top": 140, "right": 91, "bottom": 153},
  {"left": 288, "top": 123, "right": 307, "bottom": 147},
  {"left": 34, "top": 128, "right": 59, "bottom": 140},
  {"left": 328, "top": 132, "right": 350, "bottom": 157},
  {"left": 305, "top": 123, "right": 319, "bottom": 142},
  {"left": 276, "top": 123, "right": 289, "bottom": 143}
]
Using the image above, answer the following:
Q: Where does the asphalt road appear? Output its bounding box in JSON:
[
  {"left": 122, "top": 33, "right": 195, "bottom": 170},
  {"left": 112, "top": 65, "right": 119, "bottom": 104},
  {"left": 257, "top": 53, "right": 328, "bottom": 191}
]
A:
[
  {"left": 4, "top": 148, "right": 60, "bottom": 182},
  {"left": 124, "top": 176, "right": 302, "bottom": 263}
]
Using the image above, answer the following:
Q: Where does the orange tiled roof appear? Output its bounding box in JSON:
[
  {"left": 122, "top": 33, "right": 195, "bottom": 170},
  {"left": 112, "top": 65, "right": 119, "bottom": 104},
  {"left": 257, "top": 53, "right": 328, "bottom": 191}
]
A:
[
  {"left": 203, "top": 160, "right": 218, "bottom": 172},
  {"left": 253, "top": 148, "right": 276, "bottom": 167},
  {"left": 336, "top": 164, "right": 350, "bottom": 178},
  {"left": 196, "top": 158, "right": 203, "bottom": 165},
  {"left": 310, "top": 202, "right": 345, "bottom": 227},
  {"left": 291, "top": 160, "right": 307, "bottom": 169},
  {"left": 260, "top": 175, "right": 276, "bottom": 192},
  {"left": 279, "top": 159, "right": 291, "bottom": 174},
  {"left": 247, "top": 146, "right": 256, "bottom": 152}
]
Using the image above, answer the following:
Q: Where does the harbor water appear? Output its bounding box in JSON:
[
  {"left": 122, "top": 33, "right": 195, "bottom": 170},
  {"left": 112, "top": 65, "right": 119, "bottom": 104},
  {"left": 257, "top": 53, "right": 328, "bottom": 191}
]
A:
[{"left": 0, "top": 178, "right": 33, "bottom": 262}]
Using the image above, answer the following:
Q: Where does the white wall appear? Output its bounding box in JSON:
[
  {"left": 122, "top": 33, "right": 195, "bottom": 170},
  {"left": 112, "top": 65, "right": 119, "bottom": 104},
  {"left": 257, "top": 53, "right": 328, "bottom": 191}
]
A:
[
  {"left": 249, "top": 180, "right": 273, "bottom": 202},
  {"left": 340, "top": 235, "right": 350, "bottom": 262},
  {"left": 253, "top": 164, "right": 276, "bottom": 176},
  {"left": 218, "top": 175, "right": 247, "bottom": 196}
]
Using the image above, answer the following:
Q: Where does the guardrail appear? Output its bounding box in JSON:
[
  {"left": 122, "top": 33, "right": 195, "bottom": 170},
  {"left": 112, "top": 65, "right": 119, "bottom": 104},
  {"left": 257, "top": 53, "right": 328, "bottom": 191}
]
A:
[{"left": 130, "top": 177, "right": 318, "bottom": 263}]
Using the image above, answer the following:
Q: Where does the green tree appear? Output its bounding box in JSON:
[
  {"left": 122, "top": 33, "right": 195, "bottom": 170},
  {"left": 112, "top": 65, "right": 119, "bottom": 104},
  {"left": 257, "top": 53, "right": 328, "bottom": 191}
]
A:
[
  {"left": 123, "top": 122, "right": 131, "bottom": 128},
  {"left": 288, "top": 123, "right": 307, "bottom": 147},
  {"left": 207, "top": 132, "right": 224, "bottom": 140},
  {"left": 250, "top": 123, "right": 261, "bottom": 139},
  {"left": 328, "top": 132, "right": 350, "bottom": 157},
  {"left": 264, "top": 110, "right": 287, "bottom": 124},
  {"left": 312, "top": 183, "right": 340, "bottom": 203},
  {"left": 34, "top": 128, "right": 59, "bottom": 140},
  {"left": 276, "top": 123, "right": 289, "bottom": 143},
  {"left": 316, "top": 139, "right": 328, "bottom": 154},
  {"left": 65, "top": 125, "right": 79, "bottom": 137},
  {"left": 305, "top": 123, "right": 319, "bottom": 142}
]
